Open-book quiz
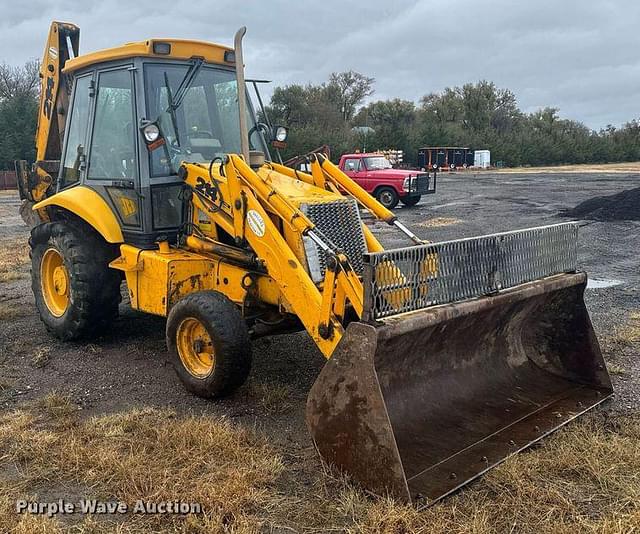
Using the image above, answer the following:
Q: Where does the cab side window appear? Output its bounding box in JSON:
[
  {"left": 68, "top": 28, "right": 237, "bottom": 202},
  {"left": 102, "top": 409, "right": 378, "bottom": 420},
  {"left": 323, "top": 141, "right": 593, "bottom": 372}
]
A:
[
  {"left": 88, "top": 69, "right": 136, "bottom": 180},
  {"left": 344, "top": 158, "right": 361, "bottom": 172},
  {"left": 60, "top": 75, "right": 91, "bottom": 188}
]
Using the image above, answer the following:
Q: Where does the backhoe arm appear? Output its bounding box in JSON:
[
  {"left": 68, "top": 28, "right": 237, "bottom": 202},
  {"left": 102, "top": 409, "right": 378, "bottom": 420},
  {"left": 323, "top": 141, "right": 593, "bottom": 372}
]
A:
[{"left": 17, "top": 21, "right": 79, "bottom": 206}]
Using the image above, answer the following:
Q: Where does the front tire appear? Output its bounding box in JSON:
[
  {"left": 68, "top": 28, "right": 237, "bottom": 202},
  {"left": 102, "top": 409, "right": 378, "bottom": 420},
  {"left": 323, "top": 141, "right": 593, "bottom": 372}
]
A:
[
  {"left": 30, "top": 220, "right": 121, "bottom": 340},
  {"left": 401, "top": 195, "right": 421, "bottom": 207},
  {"left": 166, "top": 291, "right": 252, "bottom": 398},
  {"left": 375, "top": 187, "right": 399, "bottom": 209}
]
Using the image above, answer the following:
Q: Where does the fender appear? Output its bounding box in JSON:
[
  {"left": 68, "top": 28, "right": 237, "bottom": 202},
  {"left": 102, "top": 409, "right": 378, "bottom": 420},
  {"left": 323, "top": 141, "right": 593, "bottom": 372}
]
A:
[{"left": 33, "top": 185, "right": 124, "bottom": 243}]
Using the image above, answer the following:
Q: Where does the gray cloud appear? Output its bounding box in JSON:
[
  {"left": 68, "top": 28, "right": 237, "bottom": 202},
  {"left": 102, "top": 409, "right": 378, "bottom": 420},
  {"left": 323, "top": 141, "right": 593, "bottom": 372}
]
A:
[{"left": 1, "top": 0, "right": 638, "bottom": 129}]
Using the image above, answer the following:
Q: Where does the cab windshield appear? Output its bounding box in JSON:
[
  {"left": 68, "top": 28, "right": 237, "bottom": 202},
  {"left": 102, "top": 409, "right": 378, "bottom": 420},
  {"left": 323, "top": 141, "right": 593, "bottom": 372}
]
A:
[
  {"left": 144, "top": 63, "right": 268, "bottom": 176},
  {"left": 363, "top": 156, "right": 392, "bottom": 170}
]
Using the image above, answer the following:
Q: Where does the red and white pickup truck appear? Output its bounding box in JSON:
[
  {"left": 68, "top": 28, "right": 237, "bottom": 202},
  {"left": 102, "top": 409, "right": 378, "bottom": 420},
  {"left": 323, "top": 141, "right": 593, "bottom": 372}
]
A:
[{"left": 338, "top": 153, "right": 436, "bottom": 208}]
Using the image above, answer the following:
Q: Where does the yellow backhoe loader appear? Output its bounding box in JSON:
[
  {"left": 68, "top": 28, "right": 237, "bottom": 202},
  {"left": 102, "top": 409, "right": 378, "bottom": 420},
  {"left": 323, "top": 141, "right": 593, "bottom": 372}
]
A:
[{"left": 16, "top": 21, "right": 613, "bottom": 506}]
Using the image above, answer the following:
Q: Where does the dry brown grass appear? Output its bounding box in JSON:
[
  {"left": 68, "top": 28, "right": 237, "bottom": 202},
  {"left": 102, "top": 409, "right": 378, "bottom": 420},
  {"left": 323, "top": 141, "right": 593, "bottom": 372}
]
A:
[
  {"left": 83, "top": 343, "right": 103, "bottom": 354},
  {"left": 417, "top": 217, "right": 462, "bottom": 228},
  {"left": 0, "top": 235, "right": 29, "bottom": 283},
  {"left": 0, "top": 301, "right": 28, "bottom": 320},
  {"left": 614, "top": 311, "right": 640, "bottom": 344},
  {"left": 0, "top": 401, "right": 284, "bottom": 533},
  {"left": 265, "top": 415, "right": 640, "bottom": 533},
  {"left": 492, "top": 161, "right": 640, "bottom": 174},
  {"left": 32, "top": 346, "right": 52, "bottom": 368},
  {"left": 33, "top": 392, "right": 77, "bottom": 419},
  {"left": 0, "top": 271, "right": 26, "bottom": 283},
  {"left": 246, "top": 380, "right": 295, "bottom": 414},
  {"left": 607, "top": 363, "right": 627, "bottom": 376},
  {"left": 0, "top": 396, "right": 637, "bottom": 533}
]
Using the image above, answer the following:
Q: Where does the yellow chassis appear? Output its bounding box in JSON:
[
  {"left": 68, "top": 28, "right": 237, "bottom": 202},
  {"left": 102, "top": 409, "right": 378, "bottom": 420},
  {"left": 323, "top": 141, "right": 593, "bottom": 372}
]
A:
[{"left": 105, "top": 154, "right": 403, "bottom": 358}]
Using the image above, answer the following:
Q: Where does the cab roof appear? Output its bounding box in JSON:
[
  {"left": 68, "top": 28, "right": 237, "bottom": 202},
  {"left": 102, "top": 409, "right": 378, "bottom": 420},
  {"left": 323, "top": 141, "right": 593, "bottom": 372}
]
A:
[{"left": 63, "top": 38, "right": 234, "bottom": 73}]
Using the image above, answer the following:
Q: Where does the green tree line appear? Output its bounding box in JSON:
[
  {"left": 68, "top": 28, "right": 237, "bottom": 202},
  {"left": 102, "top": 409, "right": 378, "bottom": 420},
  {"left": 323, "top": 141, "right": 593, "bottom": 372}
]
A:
[
  {"left": 1, "top": 60, "right": 639, "bottom": 169},
  {"left": 266, "top": 74, "right": 640, "bottom": 167},
  {"left": 0, "top": 61, "right": 39, "bottom": 169}
]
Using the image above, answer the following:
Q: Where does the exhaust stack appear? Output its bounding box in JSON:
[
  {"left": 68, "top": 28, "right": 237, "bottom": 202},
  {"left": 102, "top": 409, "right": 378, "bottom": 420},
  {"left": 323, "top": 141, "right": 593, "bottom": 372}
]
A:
[{"left": 233, "top": 26, "right": 250, "bottom": 163}]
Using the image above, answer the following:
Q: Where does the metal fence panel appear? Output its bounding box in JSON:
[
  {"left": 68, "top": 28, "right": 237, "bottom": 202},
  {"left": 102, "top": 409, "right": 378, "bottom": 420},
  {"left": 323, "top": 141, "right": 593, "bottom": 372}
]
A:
[
  {"left": 0, "top": 170, "right": 17, "bottom": 190},
  {"left": 362, "top": 223, "right": 578, "bottom": 320}
]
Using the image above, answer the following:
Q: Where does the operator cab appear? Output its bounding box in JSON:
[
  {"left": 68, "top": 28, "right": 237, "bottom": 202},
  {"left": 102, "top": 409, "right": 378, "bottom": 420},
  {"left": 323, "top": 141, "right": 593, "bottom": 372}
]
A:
[{"left": 57, "top": 39, "right": 273, "bottom": 247}]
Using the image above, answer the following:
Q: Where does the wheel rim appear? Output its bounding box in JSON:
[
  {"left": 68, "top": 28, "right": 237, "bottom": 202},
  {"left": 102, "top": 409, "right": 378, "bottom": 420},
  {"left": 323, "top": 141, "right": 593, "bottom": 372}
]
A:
[
  {"left": 41, "top": 248, "right": 70, "bottom": 317},
  {"left": 176, "top": 317, "right": 215, "bottom": 378},
  {"left": 379, "top": 191, "right": 394, "bottom": 207}
]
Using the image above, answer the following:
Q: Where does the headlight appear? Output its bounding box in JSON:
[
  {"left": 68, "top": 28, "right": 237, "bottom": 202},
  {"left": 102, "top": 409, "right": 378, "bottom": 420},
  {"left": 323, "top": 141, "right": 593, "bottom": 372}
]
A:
[
  {"left": 275, "top": 126, "right": 288, "bottom": 142},
  {"left": 403, "top": 176, "right": 411, "bottom": 191},
  {"left": 143, "top": 123, "right": 160, "bottom": 143}
]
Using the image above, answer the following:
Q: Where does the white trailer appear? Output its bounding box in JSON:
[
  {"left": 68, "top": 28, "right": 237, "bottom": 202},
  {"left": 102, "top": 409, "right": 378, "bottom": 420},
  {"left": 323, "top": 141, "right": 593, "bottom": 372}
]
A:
[{"left": 474, "top": 150, "right": 491, "bottom": 169}]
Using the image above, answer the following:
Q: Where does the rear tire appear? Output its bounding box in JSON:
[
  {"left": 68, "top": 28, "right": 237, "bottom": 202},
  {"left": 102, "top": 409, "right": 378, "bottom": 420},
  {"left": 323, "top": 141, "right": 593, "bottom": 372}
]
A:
[
  {"left": 30, "top": 220, "right": 121, "bottom": 340},
  {"left": 401, "top": 196, "right": 421, "bottom": 207},
  {"left": 166, "top": 291, "right": 252, "bottom": 398},
  {"left": 375, "top": 187, "right": 399, "bottom": 209}
]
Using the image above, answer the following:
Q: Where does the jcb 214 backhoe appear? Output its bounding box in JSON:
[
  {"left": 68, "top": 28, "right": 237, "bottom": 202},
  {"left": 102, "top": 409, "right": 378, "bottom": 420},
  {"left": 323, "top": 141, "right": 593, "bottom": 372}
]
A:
[{"left": 16, "top": 21, "right": 613, "bottom": 506}]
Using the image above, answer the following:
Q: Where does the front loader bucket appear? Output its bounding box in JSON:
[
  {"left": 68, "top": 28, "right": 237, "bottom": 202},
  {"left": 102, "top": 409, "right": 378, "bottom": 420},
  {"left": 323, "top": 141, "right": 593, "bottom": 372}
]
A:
[{"left": 306, "top": 225, "right": 613, "bottom": 506}]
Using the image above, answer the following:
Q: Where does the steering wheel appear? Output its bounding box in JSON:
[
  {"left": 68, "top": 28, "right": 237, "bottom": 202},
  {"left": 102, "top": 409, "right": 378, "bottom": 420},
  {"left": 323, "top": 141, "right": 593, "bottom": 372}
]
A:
[
  {"left": 247, "top": 122, "right": 269, "bottom": 150},
  {"left": 191, "top": 130, "right": 214, "bottom": 139}
]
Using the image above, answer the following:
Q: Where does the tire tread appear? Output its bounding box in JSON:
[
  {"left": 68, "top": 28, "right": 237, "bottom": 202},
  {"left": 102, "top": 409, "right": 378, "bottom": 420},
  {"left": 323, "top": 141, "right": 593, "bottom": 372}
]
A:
[
  {"left": 30, "top": 219, "right": 121, "bottom": 340},
  {"left": 166, "top": 291, "right": 252, "bottom": 398}
]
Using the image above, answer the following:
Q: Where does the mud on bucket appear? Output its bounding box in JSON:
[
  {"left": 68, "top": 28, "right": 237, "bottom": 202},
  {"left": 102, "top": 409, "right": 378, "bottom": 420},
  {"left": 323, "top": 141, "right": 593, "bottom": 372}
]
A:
[{"left": 306, "top": 273, "right": 612, "bottom": 506}]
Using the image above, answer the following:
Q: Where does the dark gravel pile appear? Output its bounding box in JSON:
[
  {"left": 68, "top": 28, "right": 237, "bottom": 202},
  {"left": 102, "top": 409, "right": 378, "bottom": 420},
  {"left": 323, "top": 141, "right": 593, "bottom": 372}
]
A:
[{"left": 562, "top": 186, "right": 640, "bottom": 221}]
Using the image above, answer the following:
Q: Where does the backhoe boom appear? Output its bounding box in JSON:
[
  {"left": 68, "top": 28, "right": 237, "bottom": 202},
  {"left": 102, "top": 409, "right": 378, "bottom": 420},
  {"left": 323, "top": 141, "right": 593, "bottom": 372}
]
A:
[{"left": 16, "top": 21, "right": 79, "bottom": 212}]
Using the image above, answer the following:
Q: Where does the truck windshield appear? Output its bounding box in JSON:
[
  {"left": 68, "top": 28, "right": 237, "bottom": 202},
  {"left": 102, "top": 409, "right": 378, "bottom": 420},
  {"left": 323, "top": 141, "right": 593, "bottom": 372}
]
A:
[
  {"left": 144, "top": 63, "right": 268, "bottom": 176},
  {"left": 363, "top": 156, "right": 392, "bottom": 170}
]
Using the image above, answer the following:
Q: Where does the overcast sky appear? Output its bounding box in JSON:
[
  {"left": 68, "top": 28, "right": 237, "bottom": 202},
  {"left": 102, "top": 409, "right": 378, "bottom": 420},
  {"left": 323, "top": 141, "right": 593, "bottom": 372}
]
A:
[{"left": 2, "top": 0, "right": 638, "bottom": 129}]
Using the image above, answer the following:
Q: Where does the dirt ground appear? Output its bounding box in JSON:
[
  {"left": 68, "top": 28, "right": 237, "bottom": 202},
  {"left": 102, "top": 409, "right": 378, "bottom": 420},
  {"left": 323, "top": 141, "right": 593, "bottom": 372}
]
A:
[
  {"left": 488, "top": 161, "right": 640, "bottom": 174},
  {"left": 0, "top": 171, "right": 639, "bottom": 532}
]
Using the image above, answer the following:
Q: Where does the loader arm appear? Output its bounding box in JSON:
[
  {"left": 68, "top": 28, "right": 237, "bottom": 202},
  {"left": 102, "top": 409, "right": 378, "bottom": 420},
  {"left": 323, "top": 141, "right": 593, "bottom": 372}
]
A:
[
  {"left": 271, "top": 154, "right": 423, "bottom": 244},
  {"left": 181, "top": 155, "right": 366, "bottom": 358}
]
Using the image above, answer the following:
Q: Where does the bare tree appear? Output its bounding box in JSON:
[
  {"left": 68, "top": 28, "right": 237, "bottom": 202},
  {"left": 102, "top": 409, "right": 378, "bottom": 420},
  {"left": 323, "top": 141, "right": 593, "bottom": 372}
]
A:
[
  {"left": 327, "top": 71, "right": 375, "bottom": 121},
  {"left": 0, "top": 60, "right": 40, "bottom": 100}
]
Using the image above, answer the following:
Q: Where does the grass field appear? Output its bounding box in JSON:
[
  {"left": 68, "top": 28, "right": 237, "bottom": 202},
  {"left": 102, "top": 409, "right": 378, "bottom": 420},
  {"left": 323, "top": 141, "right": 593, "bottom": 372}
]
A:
[
  {"left": 0, "top": 235, "right": 29, "bottom": 283},
  {"left": 1, "top": 398, "right": 638, "bottom": 533},
  {"left": 489, "top": 161, "right": 640, "bottom": 174}
]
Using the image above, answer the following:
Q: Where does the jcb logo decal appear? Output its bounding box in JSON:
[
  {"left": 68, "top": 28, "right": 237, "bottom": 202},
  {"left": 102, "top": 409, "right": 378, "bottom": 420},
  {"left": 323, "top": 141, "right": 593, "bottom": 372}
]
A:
[
  {"left": 43, "top": 76, "right": 55, "bottom": 119},
  {"left": 118, "top": 197, "right": 138, "bottom": 218},
  {"left": 195, "top": 177, "right": 219, "bottom": 203}
]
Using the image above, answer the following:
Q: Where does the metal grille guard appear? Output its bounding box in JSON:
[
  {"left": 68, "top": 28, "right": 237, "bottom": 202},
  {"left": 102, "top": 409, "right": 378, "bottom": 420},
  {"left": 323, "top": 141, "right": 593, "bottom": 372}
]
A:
[{"left": 362, "top": 222, "right": 579, "bottom": 321}]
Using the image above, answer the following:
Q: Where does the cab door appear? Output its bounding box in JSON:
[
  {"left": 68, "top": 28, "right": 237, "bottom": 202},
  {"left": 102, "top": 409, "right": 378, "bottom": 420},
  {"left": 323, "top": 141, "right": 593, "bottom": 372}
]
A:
[
  {"left": 343, "top": 158, "right": 370, "bottom": 191},
  {"left": 85, "top": 66, "right": 143, "bottom": 235},
  {"left": 58, "top": 73, "right": 93, "bottom": 191}
]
